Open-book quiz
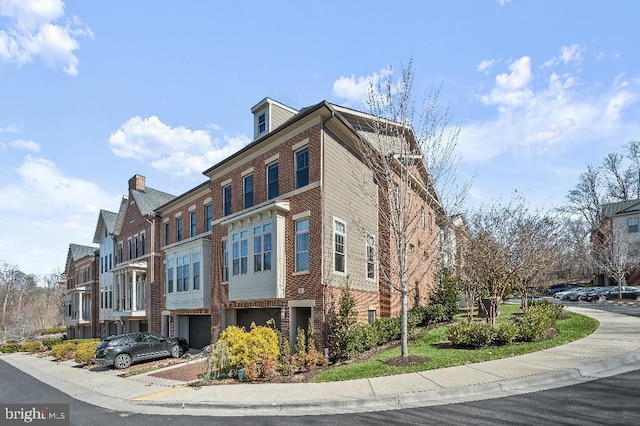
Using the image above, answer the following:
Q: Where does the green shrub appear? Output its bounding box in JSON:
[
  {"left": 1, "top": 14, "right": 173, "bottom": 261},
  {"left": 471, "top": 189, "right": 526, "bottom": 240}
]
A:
[
  {"left": 328, "top": 285, "right": 359, "bottom": 361},
  {"left": 217, "top": 323, "right": 279, "bottom": 374},
  {"left": 433, "top": 271, "right": 462, "bottom": 319},
  {"left": 23, "top": 341, "right": 44, "bottom": 353},
  {"left": 422, "top": 304, "right": 449, "bottom": 325},
  {"left": 446, "top": 321, "right": 496, "bottom": 348},
  {"left": 42, "top": 337, "right": 63, "bottom": 349},
  {"left": 372, "top": 317, "right": 401, "bottom": 345},
  {"left": 50, "top": 341, "right": 77, "bottom": 360},
  {"left": 0, "top": 342, "right": 23, "bottom": 353},
  {"left": 353, "top": 324, "right": 378, "bottom": 352},
  {"left": 407, "top": 308, "right": 422, "bottom": 331},
  {"left": 39, "top": 327, "right": 66, "bottom": 335},
  {"left": 493, "top": 322, "right": 519, "bottom": 345},
  {"left": 529, "top": 299, "right": 564, "bottom": 320},
  {"left": 516, "top": 305, "right": 557, "bottom": 342},
  {"left": 74, "top": 342, "right": 98, "bottom": 364}
]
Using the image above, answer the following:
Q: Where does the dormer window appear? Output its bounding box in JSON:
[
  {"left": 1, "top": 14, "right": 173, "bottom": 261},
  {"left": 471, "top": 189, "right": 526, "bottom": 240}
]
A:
[{"left": 258, "top": 113, "right": 266, "bottom": 134}]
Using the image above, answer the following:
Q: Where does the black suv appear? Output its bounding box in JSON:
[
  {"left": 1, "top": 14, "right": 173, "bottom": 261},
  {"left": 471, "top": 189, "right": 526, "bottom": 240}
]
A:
[{"left": 95, "top": 332, "right": 189, "bottom": 369}]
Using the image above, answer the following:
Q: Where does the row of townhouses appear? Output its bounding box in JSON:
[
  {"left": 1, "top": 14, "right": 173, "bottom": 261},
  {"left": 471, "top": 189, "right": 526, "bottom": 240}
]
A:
[{"left": 63, "top": 97, "right": 453, "bottom": 350}]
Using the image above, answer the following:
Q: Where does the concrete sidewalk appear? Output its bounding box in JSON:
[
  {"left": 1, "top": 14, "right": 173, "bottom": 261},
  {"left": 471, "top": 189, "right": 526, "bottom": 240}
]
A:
[{"left": 3, "top": 306, "right": 640, "bottom": 417}]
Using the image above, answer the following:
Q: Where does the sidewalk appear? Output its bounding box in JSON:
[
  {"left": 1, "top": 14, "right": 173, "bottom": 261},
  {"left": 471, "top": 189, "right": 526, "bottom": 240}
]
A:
[{"left": 3, "top": 306, "right": 640, "bottom": 417}]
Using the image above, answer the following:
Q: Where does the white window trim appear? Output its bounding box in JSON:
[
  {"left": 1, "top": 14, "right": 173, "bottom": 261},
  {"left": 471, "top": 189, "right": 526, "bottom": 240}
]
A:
[{"left": 333, "top": 217, "right": 347, "bottom": 275}]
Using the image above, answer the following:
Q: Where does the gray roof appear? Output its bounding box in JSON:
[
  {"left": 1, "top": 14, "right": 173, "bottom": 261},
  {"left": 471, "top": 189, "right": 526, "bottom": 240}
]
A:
[
  {"left": 92, "top": 209, "right": 118, "bottom": 243},
  {"left": 67, "top": 243, "right": 97, "bottom": 266},
  {"left": 601, "top": 199, "right": 640, "bottom": 218},
  {"left": 131, "top": 187, "right": 176, "bottom": 216}
]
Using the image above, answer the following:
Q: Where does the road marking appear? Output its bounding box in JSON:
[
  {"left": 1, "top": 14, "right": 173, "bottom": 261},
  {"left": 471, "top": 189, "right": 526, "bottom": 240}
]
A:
[{"left": 133, "top": 386, "right": 188, "bottom": 401}]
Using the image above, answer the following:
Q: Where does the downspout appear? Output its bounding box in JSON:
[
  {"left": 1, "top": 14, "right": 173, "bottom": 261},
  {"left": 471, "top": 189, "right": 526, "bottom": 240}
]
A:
[
  {"left": 321, "top": 108, "right": 335, "bottom": 356},
  {"left": 145, "top": 215, "right": 155, "bottom": 331}
]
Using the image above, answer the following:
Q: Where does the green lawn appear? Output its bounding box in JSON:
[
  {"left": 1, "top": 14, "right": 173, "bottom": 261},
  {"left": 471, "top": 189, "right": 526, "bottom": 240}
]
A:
[{"left": 314, "top": 304, "right": 599, "bottom": 382}]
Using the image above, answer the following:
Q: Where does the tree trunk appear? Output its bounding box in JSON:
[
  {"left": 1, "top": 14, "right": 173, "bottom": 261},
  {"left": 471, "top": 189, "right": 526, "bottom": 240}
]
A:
[{"left": 401, "top": 287, "right": 408, "bottom": 357}]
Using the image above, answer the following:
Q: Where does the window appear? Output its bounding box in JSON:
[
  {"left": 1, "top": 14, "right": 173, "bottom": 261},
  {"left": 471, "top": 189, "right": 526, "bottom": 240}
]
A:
[
  {"left": 223, "top": 185, "right": 232, "bottom": 216},
  {"left": 176, "top": 217, "right": 183, "bottom": 241},
  {"left": 176, "top": 256, "right": 183, "bottom": 292},
  {"left": 134, "top": 235, "right": 139, "bottom": 258},
  {"left": 334, "top": 219, "right": 346, "bottom": 273},
  {"left": 118, "top": 242, "right": 123, "bottom": 263},
  {"left": 629, "top": 217, "right": 639, "bottom": 233},
  {"left": 258, "top": 113, "right": 266, "bottom": 134},
  {"left": 141, "top": 232, "right": 146, "bottom": 256},
  {"left": 167, "top": 259, "right": 174, "bottom": 294},
  {"left": 192, "top": 252, "right": 200, "bottom": 291},
  {"left": 366, "top": 234, "right": 375, "bottom": 280},
  {"left": 368, "top": 310, "right": 377, "bottom": 325},
  {"left": 176, "top": 255, "right": 190, "bottom": 291},
  {"left": 295, "top": 147, "right": 309, "bottom": 188},
  {"left": 253, "top": 223, "right": 272, "bottom": 272},
  {"left": 190, "top": 210, "right": 197, "bottom": 237},
  {"left": 295, "top": 218, "right": 310, "bottom": 272},
  {"left": 128, "top": 239, "right": 132, "bottom": 260},
  {"left": 267, "top": 162, "right": 279, "bottom": 200},
  {"left": 232, "top": 231, "right": 248, "bottom": 276},
  {"left": 109, "top": 253, "right": 112, "bottom": 270},
  {"left": 222, "top": 240, "right": 229, "bottom": 282},
  {"left": 164, "top": 222, "right": 170, "bottom": 245},
  {"left": 244, "top": 174, "right": 254, "bottom": 209},
  {"left": 205, "top": 203, "right": 213, "bottom": 232}
]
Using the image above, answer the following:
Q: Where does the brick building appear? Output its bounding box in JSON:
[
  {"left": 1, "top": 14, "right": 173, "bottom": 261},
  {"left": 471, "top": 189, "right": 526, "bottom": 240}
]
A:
[
  {"left": 73, "top": 97, "right": 444, "bottom": 354},
  {"left": 110, "top": 175, "right": 175, "bottom": 335},
  {"left": 63, "top": 243, "right": 99, "bottom": 338}
]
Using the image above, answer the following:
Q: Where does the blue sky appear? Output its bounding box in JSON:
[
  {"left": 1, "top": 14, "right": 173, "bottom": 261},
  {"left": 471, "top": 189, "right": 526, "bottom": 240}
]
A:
[{"left": 1, "top": 0, "right": 639, "bottom": 275}]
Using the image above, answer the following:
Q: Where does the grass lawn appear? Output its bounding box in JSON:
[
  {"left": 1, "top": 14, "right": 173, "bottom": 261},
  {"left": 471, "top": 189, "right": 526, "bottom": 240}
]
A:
[{"left": 314, "top": 304, "right": 599, "bottom": 383}]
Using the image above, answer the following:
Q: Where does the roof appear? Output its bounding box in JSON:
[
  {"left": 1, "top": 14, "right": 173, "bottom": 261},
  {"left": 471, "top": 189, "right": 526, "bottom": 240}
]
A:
[
  {"left": 69, "top": 243, "right": 97, "bottom": 261},
  {"left": 65, "top": 243, "right": 98, "bottom": 273},
  {"left": 130, "top": 186, "right": 176, "bottom": 216},
  {"left": 92, "top": 209, "right": 118, "bottom": 243},
  {"left": 601, "top": 199, "right": 640, "bottom": 218}
]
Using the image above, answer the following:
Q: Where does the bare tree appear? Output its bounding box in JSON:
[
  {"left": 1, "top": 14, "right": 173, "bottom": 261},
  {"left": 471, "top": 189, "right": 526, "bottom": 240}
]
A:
[
  {"left": 510, "top": 210, "right": 561, "bottom": 313},
  {"left": 602, "top": 152, "right": 634, "bottom": 201},
  {"left": 349, "top": 59, "right": 467, "bottom": 357},
  {"left": 626, "top": 140, "right": 640, "bottom": 199},
  {"left": 564, "top": 165, "right": 605, "bottom": 231}
]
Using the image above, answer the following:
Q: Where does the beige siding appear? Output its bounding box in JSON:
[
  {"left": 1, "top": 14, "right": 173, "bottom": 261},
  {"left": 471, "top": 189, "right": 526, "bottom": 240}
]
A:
[
  {"left": 323, "top": 131, "right": 378, "bottom": 292},
  {"left": 271, "top": 103, "right": 297, "bottom": 130}
]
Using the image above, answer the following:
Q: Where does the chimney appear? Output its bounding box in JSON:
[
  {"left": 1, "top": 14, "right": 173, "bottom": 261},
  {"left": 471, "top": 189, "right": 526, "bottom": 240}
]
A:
[{"left": 128, "top": 174, "right": 146, "bottom": 191}]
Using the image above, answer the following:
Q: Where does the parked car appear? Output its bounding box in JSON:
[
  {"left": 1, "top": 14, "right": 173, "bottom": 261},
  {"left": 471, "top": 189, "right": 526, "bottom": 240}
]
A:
[
  {"left": 582, "top": 287, "right": 613, "bottom": 302},
  {"left": 602, "top": 286, "right": 640, "bottom": 300},
  {"left": 547, "top": 283, "right": 580, "bottom": 295},
  {"left": 565, "top": 287, "right": 592, "bottom": 301},
  {"left": 95, "top": 332, "right": 189, "bottom": 369}
]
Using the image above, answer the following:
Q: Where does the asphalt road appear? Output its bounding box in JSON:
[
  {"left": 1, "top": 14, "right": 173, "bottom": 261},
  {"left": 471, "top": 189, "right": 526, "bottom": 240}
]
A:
[{"left": 2, "top": 301, "right": 639, "bottom": 425}]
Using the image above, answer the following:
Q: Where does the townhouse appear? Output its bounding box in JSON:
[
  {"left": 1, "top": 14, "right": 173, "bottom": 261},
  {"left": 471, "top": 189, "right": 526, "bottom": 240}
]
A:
[
  {"left": 110, "top": 175, "right": 176, "bottom": 335},
  {"left": 64, "top": 97, "right": 444, "bottom": 352},
  {"left": 155, "top": 181, "right": 213, "bottom": 349},
  {"left": 63, "top": 244, "right": 99, "bottom": 339},
  {"left": 93, "top": 209, "right": 118, "bottom": 337}
]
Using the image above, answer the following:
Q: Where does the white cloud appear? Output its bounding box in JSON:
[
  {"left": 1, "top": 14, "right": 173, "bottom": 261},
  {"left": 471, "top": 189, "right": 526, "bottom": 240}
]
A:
[
  {"left": 109, "top": 116, "right": 251, "bottom": 178},
  {"left": 560, "top": 44, "right": 585, "bottom": 64},
  {"left": 331, "top": 67, "right": 395, "bottom": 107},
  {"left": 8, "top": 139, "right": 40, "bottom": 152},
  {"left": 0, "top": 0, "right": 92, "bottom": 75},
  {"left": 0, "top": 123, "right": 20, "bottom": 133},
  {"left": 460, "top": 55, "right": 640, "bottom": 163},
  {"left": 498, "top": 0, "right": 512, "bottom": 5},
  {"left": 481, "top": 56, "right": 533, "bottom": 107},
  {"left": 543, "top": 43, "right": 585, "bottom": 68},
  {"left": 0, "top": 155, "right": 120, "bottom": 274},
  {"left": 478, "top": 58, "right": 497, "bottom": 73}
]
